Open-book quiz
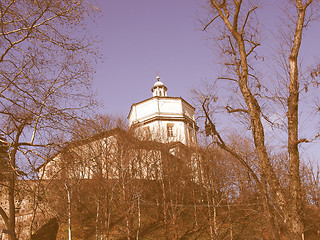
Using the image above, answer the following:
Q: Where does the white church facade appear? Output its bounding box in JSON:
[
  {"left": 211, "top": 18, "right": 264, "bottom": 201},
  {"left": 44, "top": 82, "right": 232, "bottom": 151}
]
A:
[
  {"left": 128, "top": 76, "right": 198, "bottom": 145},
  {"left": 41, "top": 76, "right": 198, "bottom": 180}
]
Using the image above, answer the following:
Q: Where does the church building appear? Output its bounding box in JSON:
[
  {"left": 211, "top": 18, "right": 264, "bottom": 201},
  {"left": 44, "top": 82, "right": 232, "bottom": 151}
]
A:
[
  {"left": 41, "top": 76, "right": 198, "bottom": 180},
  {"left": 128, "top": 76, "right": 198, "bottom": 145}
]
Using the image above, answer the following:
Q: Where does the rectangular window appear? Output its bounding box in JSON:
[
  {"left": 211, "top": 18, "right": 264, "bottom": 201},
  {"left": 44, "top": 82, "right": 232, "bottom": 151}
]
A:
[{"left": 167, "top": 123, "right": 174, "bottom": 137}]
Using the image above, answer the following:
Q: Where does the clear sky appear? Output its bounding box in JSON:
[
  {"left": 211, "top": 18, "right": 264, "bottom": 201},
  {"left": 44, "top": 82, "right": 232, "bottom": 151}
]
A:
[
  {"left": 90, "top": 0, "right": 320, "bottom": 160},
  {"left": 91, "top": 0, "right": 320, "bottom": 115},
  {"left": 91, "top": 0, "right": 217, "bottom": 117}
]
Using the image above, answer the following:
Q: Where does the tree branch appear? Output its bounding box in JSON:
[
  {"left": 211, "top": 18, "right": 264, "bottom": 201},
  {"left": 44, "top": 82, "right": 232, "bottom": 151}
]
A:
[
  {"left": 203, "top": 15, "right": 219, "bottom": 31},
  {"left": 241, "top": 6, "right": 258, "bottom": 34},
  {"left": 202, "top": 99, "right": 261, "bottom": 187},
  {"left": 226, "top": 105, "right": 249, "bottom": 114},
  {"left": 0, "top": 206, "right": 9, "bottom": 229}
]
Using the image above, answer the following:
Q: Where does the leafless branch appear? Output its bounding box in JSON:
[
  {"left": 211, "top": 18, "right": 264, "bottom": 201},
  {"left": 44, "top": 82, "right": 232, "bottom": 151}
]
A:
[
  {"left": 241, "top": 6, "right": 258, "bottom": 34},
  {"left": 226, "top": 105, "right": 249, "bottom": 114},
  {"left": 203, "top": 15, "right": 219, "bottom": 31}
]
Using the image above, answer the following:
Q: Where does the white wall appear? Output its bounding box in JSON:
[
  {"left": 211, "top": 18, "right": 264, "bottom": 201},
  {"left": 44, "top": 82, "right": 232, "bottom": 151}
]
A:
[{"left": 129, "top": 97, "right": 197, "bottom": 145}]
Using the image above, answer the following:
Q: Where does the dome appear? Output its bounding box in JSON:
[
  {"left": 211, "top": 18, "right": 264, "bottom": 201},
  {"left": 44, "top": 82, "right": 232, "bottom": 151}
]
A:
[
  {"left": 154, "top": 81, "right": 164, "bottom": 87},
  {"left": 151, "top": 76, "right": 167, "bottom": 97}
]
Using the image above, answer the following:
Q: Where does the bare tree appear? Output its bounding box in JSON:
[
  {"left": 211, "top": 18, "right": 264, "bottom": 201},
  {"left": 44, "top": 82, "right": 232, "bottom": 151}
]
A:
[
  {"left": 198, "top": 0, "right": 320, "bottom": 239},
  {"left": 0, "top": 0, "right": 100, "bottom": 239}
]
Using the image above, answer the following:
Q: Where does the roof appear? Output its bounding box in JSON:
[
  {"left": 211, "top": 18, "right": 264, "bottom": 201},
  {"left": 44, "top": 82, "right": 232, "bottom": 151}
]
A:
[
  {"left": 37, "top": 127, "right": 191, "bottom": 172},
  {"left": 127, "top": 96, "right": 196, "bottom": 119}
]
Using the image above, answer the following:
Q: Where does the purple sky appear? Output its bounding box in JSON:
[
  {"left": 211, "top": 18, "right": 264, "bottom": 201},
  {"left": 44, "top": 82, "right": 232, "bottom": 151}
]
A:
[
  {"left": 92, "top": 0, "right": 320, "bottom": 116},
  {"left": 90, "top": 1, "right": 320, "bottom": 160},
  {"left": 92, "top": 0, "right": 217, "bottom": 117}
]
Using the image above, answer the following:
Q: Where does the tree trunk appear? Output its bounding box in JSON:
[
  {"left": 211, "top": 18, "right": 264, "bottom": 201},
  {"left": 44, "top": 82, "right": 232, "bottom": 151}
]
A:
[
  {"left": 204, "top": 0, "right": 313, "bottom": 238},
  {"left": 65, "top": 183, "right": 72, "bottom": 240},
  {"left": 286, "top": 1, "right": 310, "bottom": 238},
  {"left": 136, "top": 195, "right": 141, "bottom": 240},
  {"left": 8, "top": 171, "right": 16, "bottom": 240},
  {"left": 8, "top": 142, "right": 20, "bottom": 240}
]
